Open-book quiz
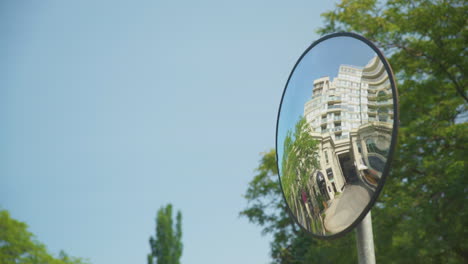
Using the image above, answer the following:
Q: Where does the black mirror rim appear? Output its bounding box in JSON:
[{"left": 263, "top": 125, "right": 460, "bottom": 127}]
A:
[{"left": 275, "top": 32, "right": 399, "bottom": 239}]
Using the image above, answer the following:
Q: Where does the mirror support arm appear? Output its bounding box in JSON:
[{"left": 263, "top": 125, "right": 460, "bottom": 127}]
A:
[{"left": 356, "top": 211, "right": 376, "bottom": 264}]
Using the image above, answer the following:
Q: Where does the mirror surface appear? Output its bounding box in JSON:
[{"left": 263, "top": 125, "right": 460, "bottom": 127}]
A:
[{"left": 276, "top": 35, "right": 396, "bottom": 237}]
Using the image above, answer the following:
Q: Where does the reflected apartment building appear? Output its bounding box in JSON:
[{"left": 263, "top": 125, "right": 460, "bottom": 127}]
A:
[{"left": 303, "top": 56, "right": 393, "bottom": 207}]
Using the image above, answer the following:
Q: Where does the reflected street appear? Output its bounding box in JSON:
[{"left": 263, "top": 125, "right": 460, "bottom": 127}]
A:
[{"left": 323, "top": 175, "right": 373, "bottom": 233}]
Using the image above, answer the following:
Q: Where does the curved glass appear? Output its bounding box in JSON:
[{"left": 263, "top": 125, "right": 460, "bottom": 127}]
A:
[{"left": 276, "top": 33, "right": 398, "bottom": 238}]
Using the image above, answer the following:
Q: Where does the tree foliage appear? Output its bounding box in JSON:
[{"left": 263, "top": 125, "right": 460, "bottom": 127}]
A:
[
  {"left": 0, "top": 210, "right": 90, "bottom": 264},
  {"left": 241, "top": 149, "right": 356, "bottom": 263},
  {"left": 281, "top": 117, "right": 320, "bottom": 202},
  {"left": 241, "top": 0, "right": 467, "bottom": 263},
  {"left": 148, "top": 204, "right": 182, "bottom": 264}
]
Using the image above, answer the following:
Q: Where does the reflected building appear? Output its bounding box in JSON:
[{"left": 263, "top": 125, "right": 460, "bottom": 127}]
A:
[{"left": 297, "top": 56, "right": 393, "bottom": 233}]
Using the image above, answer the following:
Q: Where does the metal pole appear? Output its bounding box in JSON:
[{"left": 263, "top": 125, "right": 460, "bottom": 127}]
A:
[{"left": 356, "top": 211, "right": 376, "bottom": 264}]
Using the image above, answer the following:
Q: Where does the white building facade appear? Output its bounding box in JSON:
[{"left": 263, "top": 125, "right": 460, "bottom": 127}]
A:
[{"left": 303, "top": 56, "right": 393, "bottom": 206}]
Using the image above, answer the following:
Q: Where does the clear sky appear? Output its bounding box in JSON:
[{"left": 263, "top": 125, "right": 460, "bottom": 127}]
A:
[
  {"left": 276, "top": 37, "right": 376, "bottom": 166},
  {"left": 1, "top": 1, "right": 340, "bottom": 264}
]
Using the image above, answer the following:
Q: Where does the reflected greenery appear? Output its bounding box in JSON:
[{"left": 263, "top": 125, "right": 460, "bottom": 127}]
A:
[
  {"left": 281, "top": 117, "right": 319, "bottom": 200},
  {"left": 281, "top": 117, "right": 325, "bottom": 233}
]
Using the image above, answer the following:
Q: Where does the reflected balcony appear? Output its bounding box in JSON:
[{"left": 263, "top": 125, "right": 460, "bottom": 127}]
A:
[
  {"left": 376, "top": 100, "right": 393, "bottom": 105},
  {"left": 327, "top": 105, "right": 342, "bottom": 112},
  {"left": 328, "top": 96, "right": 342, "bottom": 103},
  {"left": 335, "top": 135, "right": 349, "bottom": 140}
]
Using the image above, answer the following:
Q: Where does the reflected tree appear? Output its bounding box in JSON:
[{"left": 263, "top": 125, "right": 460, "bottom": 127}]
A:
[
  {"left": 281, "top": 117, "right": 322, "bottom": 233},
  {"left": 281, "top": 117, "right": 319, "bottom": 202}
]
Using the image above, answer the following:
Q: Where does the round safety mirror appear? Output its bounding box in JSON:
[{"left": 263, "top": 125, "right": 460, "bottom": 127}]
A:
[{"left": 276, "top": 32, "right": 398, "bottom": 238}]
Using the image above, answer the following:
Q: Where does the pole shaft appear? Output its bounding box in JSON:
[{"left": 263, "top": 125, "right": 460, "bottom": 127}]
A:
[{"left": 356, "top": 211, "right": 376, "bottom": 264}]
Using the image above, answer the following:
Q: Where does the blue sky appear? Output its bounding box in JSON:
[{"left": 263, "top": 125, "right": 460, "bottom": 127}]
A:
[
  {"left": 276, "top": 37, "right": 376, "bottom": 166},
  {"left": 0, "top": 1, "right": 344, "bottom": 264}
]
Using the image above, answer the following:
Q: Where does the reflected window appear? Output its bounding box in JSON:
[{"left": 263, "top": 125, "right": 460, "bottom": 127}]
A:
[
  {"left": 368, "top": 156, "right": 385, "bottom": 173},
  {"left": 366, "top": 138, "right": 388, "bottom": 156},
  {"left": 316, "top": 172, "right": 330, "bottom": 201},
  {"left": 377, "top": 91, "right": 386, "bottom": 98},
  {"left": 378, "top": 113, "right": 388, "bottom": 122},
  {"left": 326, "top": 168, "right": 334, "bottom": 181}
]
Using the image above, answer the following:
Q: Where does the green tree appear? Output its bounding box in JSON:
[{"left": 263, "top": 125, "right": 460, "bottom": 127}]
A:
[
  {"left": 281, "top": 117, "right": 320, "bottom": 204},
  {"left": 240, "top": 149, "right": 300, "bottom": 263},
  {"left": 148, "top": 204, "right": 182, "bottom": 264},
  {"left": 240, "top": 150, "right": 356, "bottom": 263},
  {"left": 0, "top": 210, "right": 90, "bottom": 264},
  {"left": 241, "top": 0, "right": 467, "bottom": 263}
]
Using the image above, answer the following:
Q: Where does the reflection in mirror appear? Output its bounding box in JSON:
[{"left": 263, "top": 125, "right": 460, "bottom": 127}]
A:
[{"left": 277, "top": 36, "right": 395, "bottom": 236}]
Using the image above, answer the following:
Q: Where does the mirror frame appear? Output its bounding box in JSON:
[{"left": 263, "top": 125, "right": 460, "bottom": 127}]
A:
[{"left": 275, "top": 32, "right": 399, "bottom": 239}]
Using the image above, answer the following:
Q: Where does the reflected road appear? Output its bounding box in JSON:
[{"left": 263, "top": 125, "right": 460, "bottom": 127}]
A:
[{"left": 323, "top": 180, "right": 372, "bottom": 233}]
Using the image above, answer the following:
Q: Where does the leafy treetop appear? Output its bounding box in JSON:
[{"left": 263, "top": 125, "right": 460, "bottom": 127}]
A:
[{"left": 0, "top": 210, "right": 90, "bottom": 264}]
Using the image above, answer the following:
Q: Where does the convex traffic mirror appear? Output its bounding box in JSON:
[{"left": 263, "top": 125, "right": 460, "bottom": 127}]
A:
[{"left": 276, "top": 33, "right": 398, "bottom": 238}]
